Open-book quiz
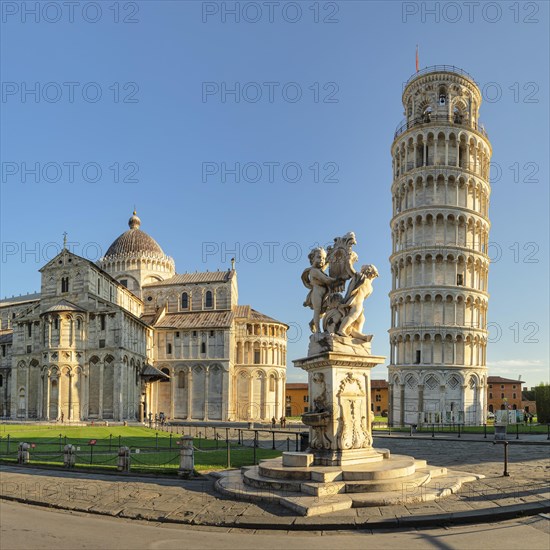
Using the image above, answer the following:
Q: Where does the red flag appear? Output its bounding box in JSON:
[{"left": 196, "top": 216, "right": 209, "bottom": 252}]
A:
[{"left": 416, "top": 45, "right": 419, "bottom": 72}]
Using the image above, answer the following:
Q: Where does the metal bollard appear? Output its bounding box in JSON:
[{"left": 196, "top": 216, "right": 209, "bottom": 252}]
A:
[
  {"left": 64, "top": 444, "right": 76, "bottom": 468},
  {"left": 117, "top": 446, "right": 131, "bottom": 472},
  {"left": 178, "top": 436, "right": 194, "bottom": 478},
  {"left": 17, "top": 442, "right": 30, "bottom": 464},
  {"left": 493, "top": 440, "right": 510, "bottom": 477}
]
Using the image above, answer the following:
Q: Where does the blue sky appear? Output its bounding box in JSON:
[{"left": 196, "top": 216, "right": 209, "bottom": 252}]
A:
[{"left": 1, "top": 1, "right": 548, "bottom": 387}]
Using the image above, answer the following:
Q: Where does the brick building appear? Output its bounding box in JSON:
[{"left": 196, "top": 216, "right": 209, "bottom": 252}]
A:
[
  {"left": 487, "top": 376, "right": 524, "bottom": 413},
  {"left": 371, "top": 379, "right": 389, "bottom": 416},
  {"left": 285, "top": 383, "right": 309, "bottom": 417},
  {"left": 285, "top": 379, "right": 390, "bottom": 419}
]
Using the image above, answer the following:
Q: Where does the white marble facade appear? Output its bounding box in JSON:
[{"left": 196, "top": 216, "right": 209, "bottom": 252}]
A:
[
  {"left": 0, "top": 212, "right": 287, "bottom": 422},
  {"left": 388, "top": 67, "right": 491, "bottom": 426}
]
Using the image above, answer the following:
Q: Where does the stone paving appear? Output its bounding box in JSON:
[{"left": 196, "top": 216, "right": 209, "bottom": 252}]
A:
[{"left": 0, "top": 436, "right": 548, "bottom": 529}]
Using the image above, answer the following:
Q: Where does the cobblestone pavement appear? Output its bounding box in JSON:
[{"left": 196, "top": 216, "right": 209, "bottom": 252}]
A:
[{"left": 1, "top": 437, "right": 548, "bottom": 529}]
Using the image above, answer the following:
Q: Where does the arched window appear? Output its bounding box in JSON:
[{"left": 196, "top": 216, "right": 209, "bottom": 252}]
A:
[
  {"left": 201, "top": 342, "right": 206, "bottom": 354},
  {"left": 438, "top": 86, "right": 447, "bottom": 106},
  {"left": 61, "top": 277, "right": 69, "bottom": 293},
  {"left": 181, "top": 292, "right": 189, "bottom": 310},
  {"left": 161, "top": 367, "right": 170, "bottom": 383},
  {"left": 205, "top": 290, "right": 213, "bottom": 308},
  {"left": 0, "top": 374, "right": 3, "bottom": 387},
  {"left": 178, "top": 371, "right": 186, "bottom": 389}
]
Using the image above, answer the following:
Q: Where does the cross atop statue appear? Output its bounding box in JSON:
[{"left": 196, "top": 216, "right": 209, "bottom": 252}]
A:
[{"left": 62, "top": 232, "right": 68, "bottom": 250}]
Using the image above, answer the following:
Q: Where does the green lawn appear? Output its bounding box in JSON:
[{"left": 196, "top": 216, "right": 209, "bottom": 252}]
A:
[{"left": 0, "top": 424, "right": 281, "bottom": 473}]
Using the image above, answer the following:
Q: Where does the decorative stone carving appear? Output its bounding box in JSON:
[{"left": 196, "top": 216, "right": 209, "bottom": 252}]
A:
[
  {"left": 336, "top": 372, "right": 371, "bottom": 449},
  {"left": 303, "top": 372, "right": 332, "bottom": 450},
  {"left": 302, "top": 233, "right": 378, "bottom": 356},
  {"left": 301, "top": 248, "right": 337, "bottom": 334}
]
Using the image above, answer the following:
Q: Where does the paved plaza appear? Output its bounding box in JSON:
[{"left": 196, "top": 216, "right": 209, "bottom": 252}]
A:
[{"left": 1, "top": 436, "right": 548, "bottom": 529}]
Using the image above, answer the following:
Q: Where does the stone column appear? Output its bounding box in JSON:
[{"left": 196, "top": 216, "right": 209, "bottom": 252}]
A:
[
  {"left": 45, "top": 374, "right": 51, "bottom": 420},
  {"left": 399, "top": 384, "right": 405, "bottom": 426},
  {"left": 119, "top": 360, "right": 125, "bottom": 421},
  {"left": 388, "top": 383, "right": 394, "bottom": 426},
  {"left": 221, "top": 366, "right": 228, "bottom": 421},
  {"left": 274, "top": 374, "right": 280, "bottom": 419},
  {"left": 37, "top": 373, "right": 43, "bottom": 419},
  {"left": 203, "top": 367, "right": 209, "bottom": 420},
  {"left": 68, "top": 372, "right": 72, "bottom": 421},
  {"left": 170, "top": 370, "right": 176, "bottom": 420},
  {"left": 99, "top": 362, "right": 104, "bottom": 419},
  {"left": 418, "top": 385, "right": 424, "bottom": 425},
  {"left": 186, "top": 368, "right": 193, "bottom": 419},
  {"left": 248, "top": 373, "right": 254, "bottom": 420},
  {"left": 25, "top": 364, "right": 31, "bottom": 420}
]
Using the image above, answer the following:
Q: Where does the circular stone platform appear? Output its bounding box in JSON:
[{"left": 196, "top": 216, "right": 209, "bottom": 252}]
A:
[{"left": 215, "top": 448, "right": 484, "bottom": 516}]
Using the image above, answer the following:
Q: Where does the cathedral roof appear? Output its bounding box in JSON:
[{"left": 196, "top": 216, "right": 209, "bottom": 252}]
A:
[
  {"left": 141, "top": 364, "right": 170, "bottom": 380},
  {"left": 233, "top": 305, "right": 287, "bottom": 326},
  {"left": 103, "top": 211, "right": 168, "bottom": 260},
  {"left": 0, "top": 293, "right": 41, "bottom": 307},
  {"left": 43, "top": 300, "right": 86, "bottom": 314},
  {"left": 152, "top": 310, "right": 234, "bottom": 329},
  {"left": 143, "top": 270, "right": 235, "bottom": 287},
  {"left": 0, "top": 331, "right": 13, "bottom": 344}
]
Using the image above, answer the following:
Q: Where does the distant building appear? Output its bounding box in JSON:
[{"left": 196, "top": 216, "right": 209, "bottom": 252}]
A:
[
  {"left": 521, "top": 388, "right": 537, "bottom": 415},
  {"left": 285, "top": 383, "right": 308, "bottom": 417},
  {"left": 285, "top": 379, "right": 390, "bottom": 419},
  {"left": 487, "top": 376, "right": 524, "bottom": 413},
  {"left": 371, "top": 379, "right": 389, "bottom": 416}
]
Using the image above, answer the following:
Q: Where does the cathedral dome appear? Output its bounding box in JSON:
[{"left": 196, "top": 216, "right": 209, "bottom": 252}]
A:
[{"left": 104, "top": 211, "right": 166, "bottom": 259}]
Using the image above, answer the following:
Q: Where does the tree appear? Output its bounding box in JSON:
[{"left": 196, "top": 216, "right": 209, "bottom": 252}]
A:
[{"left": 534, "top": 383, "right": 550, "bottom": 423}]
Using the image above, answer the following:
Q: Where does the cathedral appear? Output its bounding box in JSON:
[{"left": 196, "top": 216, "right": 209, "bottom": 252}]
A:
[{"left": 0, "top": 212, "right": 288, "bottom": 422}]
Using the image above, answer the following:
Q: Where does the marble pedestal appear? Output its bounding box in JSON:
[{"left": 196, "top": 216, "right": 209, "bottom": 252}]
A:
[
  {"left": 293, "top": 349, "right": 385, "bottom": 466},
  {"left": 215, "top": 342, "right": 483, "bottom": 516}
]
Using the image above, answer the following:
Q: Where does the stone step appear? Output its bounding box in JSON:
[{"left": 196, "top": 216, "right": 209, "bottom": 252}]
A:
[
  {"left": 281, "top": 494, "right": 353, "bottom": 516},
  {"left": 216, "top": 470, "right": 302, "bottom": 505},
  {"left": 310, "top": 469, "right": 344, "bottom": 483},
  {"left": 300, "top": 481, "right": 346, "bottom": 497},
  {"left": 243, "top": 467, "right": 303, "bottom": 492},
  {"left": 348, "top": 471, "right": 482, "bottom": 507},
  {"left": 258, "top": 459, "right": 313, "bottom": 481},
  {"left": 344, "top": 470, "right": 431, "bottom": 493},
  {"left": 419, "top": 465, "right": 447, "bottom": 477},
  {"left": 341, "top": 457, "right": 417, "bottom": 481}
]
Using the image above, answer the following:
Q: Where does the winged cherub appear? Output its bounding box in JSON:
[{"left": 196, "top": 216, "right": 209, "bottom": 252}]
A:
[
  {"left": 302, "top": 247, "right": 338, "bottom": 333},
  {"left": 336, "top": 264, "right": 379, "bottom": 339}
]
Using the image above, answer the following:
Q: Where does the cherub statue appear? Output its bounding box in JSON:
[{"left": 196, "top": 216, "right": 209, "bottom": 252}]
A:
[
  {"left": 336, "top": 264, "right": 379, "bottom": 339},
  {"left": 302, "top": 247, "right": 338, "bottom": 333}
]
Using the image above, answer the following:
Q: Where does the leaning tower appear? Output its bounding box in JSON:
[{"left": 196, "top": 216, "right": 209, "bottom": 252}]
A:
[{"left": 388, "top": 66, "right": 491, "bottom": 426}]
